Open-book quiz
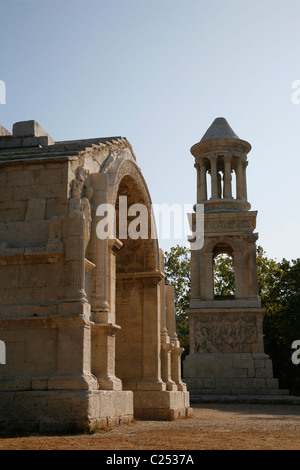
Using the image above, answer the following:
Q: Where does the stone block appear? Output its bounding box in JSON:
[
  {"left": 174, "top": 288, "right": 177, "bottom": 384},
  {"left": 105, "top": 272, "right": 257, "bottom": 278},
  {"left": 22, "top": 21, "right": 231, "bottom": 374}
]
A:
[
  {"left": 13, "top": 185, "right": 38, "bottom": 201},
  {"left": 14, "top": 391, "right": 50, "bottom": 420},
  {"left": 254, "top": 358, "right": 266, "bottom": 368},
  {"left": 4, "top": 201, "right": 27, "bottom": 222},
  {"left": 25, "top": 198, "right": 46, "bottom": 221},
  {"left": 203, "top": 379, "right": 216, "bottom": 389},
  {"left": 252, "top": 378, "right": 266, "bottom": 389},
  {"left": 0, "top": 186, "right": 13, "bottom": 202},
  {"left": 232, "top": 368, "right": 248, "bottom": 377},
  {"left": 39, "top": 169, "right": 64, "bottom": 185},
  {"left": 255, "top": 367, "right": 273, "bottom": 378},
  {"left": 0, "top": 265, "right": 19, "bottom": 289},
  {"left": 232, "top": 358, "right": 255, "bottom": 369},
  {"left": 266, "top": 378, "right": 279, "bottom": 389},
  {"left": 3, "top": 220, "right": 50, "bottom": 247},
  {"left": 13, "top": 120, "right": 54, "bottom": 143},
  {"left": 35, "top": 183, "right": 67, "bottom": 199},
  {"left": 7, "top": 170, "right": 34, "bottom": 187},
  {"left": 0, "top": 393, "right": 14, "bottom": 419},
  {"left": 264, "top": 358, "right": 274, "bottom": 369},
  {"left": 215, "top": 378, "right": 234, "bottom": 389},
  {"left": 247, "top": 367, "right": 256, "bottom": 377},
  {"left": 31, "top": 377, "right": 49, "bottom": 391},
  {"left": 19, "top": 263, "right": 64, "bottom": 289}
]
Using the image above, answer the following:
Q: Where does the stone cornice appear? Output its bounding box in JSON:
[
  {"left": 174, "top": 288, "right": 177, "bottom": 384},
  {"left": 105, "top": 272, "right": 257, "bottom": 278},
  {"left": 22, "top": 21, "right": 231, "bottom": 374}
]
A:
[{"left": 0, "top": 136, "right": 135, "bottom": 165}]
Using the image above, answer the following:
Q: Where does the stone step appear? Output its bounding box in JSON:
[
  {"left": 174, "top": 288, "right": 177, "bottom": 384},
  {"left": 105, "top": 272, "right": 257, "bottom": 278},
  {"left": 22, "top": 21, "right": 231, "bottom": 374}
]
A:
[
  {"left": 188, "top": 388, "right": 289, "bottom": 396},
  {"left": 190, "top": 394, "right": 300, "bottom": 405},
  {"left": 187, "top": 387, "right": 288, "bottom": 396}
]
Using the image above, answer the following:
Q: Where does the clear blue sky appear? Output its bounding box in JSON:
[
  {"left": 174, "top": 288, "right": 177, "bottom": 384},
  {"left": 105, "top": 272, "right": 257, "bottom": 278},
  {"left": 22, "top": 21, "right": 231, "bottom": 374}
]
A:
[{"left": 1, "top": 0, "right": 300, "bottom": 261}]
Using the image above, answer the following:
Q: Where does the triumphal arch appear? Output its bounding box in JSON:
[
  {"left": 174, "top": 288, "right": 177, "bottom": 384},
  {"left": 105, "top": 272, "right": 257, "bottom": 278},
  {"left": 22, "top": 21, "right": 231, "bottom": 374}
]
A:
[{"left": 0, "top": 120, "right": 189, "bottom": 433}]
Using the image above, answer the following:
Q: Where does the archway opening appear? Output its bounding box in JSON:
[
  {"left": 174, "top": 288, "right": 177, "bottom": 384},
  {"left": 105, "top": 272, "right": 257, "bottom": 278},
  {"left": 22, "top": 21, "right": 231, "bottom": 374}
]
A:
[
  {"left": 114, "top": 174, "right": 158, "bottom": 391},
  {"left": 213, "top": 243, "right": 235, "bottom": 299}
]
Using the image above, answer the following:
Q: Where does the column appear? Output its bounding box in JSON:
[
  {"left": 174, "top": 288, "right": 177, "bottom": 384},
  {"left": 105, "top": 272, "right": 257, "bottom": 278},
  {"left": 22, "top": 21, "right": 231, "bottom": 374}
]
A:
[
  {"left": 90, "top": 322, "right": 122, "bottom": 390},
  {"left": 87, "top": 173, "right": 110, "bottom": 320},
  {"left": 159, "top": 251, "right": 176, "bottom": 390},
  {"left": 209, "top": 155, "right": 218, "bottom": 200},
  {"left": 203, "top": 252, "right": 214, "bottom": 299},
  {"left": 165, "top": 285, "right": 186, "bottom": 391},
  {"left": 139, "top": 275, "right": 166, "bottom": 391},
  {"left": 63, "top": 211, "right": 87, "bottom": 302},
  {"left": 50, "top": 316, "right": 98, "bottom": 391},
  {"left": 232, "top": 251, "right": 244, "bottom": 299},
  {"left": 223, "top": 154, "right": 233, "bottom": 199},
  {"left": 245, "top": 234, "right": 260, "bottom": 299},
  {"left": 198, "top": 159, "right": 207, "bottom": 202},
  {"left": 196, "top": 164, "right": 201, "bottom": 204},
  {"left": 243, "top": 159, "right": 248, "bottom": 202},
  {"left": 190, "top": 249, "right": 200, "bottom": 298},
  {"left": 236, "top": 157, "right": 244, "bottom": 200}
]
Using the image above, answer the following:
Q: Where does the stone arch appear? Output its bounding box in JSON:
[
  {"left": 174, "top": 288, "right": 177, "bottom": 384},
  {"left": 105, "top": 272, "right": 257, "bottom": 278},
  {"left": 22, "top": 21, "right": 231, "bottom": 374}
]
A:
[
  {"left": 111, "top": 163, "right": 163, "bottom": 391},
  {"left": 106, "top": 158, "right": 160, "bottom": 272},
  {"left": 213, "top": 248, "right": 236, "bottom": 299},
  {"left": 195, "top": 237, "right": 242, "bottom": 300},
  {"left": 86, "top": 154, "right": 188, "bottom": 417},
  {"left": 86, "top": 156, "right": 163, "bottom": 393},
  {"left": 205, "top": 236, "right": 241, "bottom": 255}
]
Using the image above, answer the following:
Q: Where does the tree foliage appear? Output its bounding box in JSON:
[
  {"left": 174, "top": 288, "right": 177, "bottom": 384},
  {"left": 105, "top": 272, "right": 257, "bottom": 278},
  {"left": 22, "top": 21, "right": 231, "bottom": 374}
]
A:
[
  {"left": 164, "top": 245, "right": 190, "bottom": 354},
  {"left": 257, "top": 247, "right": 300, "bottom": 394},
  {"left": 164, "top": 244, "right": 300, "bottom": 394},
  {"left": 213, "top": 253, "right": 235, "bottom": 296}
]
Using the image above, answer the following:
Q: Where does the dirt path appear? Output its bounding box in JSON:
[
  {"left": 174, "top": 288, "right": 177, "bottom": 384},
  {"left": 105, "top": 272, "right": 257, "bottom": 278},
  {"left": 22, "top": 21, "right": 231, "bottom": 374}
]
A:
[{"left": 1, "top": 403, "right": 300, "bottom": 450}]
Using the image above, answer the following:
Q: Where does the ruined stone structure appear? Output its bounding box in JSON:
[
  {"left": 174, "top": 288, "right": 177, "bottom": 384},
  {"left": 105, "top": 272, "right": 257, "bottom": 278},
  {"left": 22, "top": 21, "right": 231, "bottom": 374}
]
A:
[
  {"left": 0, "top": 120, "right": 189, "bottom": 433},
  {"left": 183, "top": 117, "right": 287, "bottom": 396}
]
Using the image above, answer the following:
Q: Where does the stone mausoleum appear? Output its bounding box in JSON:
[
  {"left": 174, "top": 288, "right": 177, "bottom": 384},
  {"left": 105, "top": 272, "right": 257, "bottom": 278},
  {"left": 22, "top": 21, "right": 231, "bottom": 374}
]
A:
[
  {"left": 0, "top": 120, "right": 190, "bottom": 433},
  {"left": 183, "top": 117, "right": 288, "bottom": 397}
]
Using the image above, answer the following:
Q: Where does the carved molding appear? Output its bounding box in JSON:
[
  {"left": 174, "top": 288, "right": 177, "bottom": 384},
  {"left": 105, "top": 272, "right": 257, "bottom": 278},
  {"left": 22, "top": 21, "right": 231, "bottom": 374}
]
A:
[{"left": 204, "top": 220, "right": 252, "bottom": 231}]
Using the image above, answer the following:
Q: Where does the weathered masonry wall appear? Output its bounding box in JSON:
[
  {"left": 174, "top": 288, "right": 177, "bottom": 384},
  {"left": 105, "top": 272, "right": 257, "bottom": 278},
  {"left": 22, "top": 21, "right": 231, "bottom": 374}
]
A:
[{"left": 0, "top": 120, "right": 190, "bottom": 433}]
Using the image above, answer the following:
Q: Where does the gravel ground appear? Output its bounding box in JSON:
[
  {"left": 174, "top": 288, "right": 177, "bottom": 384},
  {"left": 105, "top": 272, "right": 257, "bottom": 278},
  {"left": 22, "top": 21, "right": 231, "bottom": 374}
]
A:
[{"left": 1, "top": 403, "right": 300, "bottom": 450}]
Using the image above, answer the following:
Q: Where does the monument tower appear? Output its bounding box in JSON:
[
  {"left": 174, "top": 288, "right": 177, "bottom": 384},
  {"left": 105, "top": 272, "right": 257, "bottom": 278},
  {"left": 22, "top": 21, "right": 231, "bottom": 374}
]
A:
[{"left": 183, "top": 117, "right": 284, "bottom": 396}]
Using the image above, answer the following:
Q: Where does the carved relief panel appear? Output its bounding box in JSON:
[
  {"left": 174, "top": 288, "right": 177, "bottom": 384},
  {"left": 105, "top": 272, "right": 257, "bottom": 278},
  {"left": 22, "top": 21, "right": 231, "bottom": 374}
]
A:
[{"left": 192, "top": 314, "right": 258, "bottom": 353}]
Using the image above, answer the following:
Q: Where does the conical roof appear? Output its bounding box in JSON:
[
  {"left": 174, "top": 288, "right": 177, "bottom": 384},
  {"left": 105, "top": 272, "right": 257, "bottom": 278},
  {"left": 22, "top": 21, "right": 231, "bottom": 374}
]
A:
[{"left": 200, "top": 117, "right": 239, "bottom": 142}]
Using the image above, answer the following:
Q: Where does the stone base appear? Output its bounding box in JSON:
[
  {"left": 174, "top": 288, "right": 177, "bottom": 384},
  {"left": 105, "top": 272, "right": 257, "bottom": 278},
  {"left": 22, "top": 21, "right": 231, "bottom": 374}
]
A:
[
  {"left": 183, "top": 353, "right": 285, "bottom": 396},
  {"left": 0, "top": 389, "right": 134, "bottom": 434},
  {"left": 190, "top": 394, "right": 297, "bottom": 404},
  {"left": 133, "top": 390, "right": 191, "bottom": 420}
]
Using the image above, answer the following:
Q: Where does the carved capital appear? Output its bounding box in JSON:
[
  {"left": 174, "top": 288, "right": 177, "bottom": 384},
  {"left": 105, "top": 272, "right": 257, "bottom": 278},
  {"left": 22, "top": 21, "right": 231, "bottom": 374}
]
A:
[{"left": 244, "top": 233, "right": 258, "bottom": 243}]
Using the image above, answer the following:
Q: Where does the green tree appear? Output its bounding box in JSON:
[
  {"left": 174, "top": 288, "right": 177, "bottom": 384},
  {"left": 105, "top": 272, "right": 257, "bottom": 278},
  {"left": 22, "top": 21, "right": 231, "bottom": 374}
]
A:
[
  {"left": 213, "top": 253, "right": 235, "bottom": 296},
  {"left": 164, "top": 245, "right": 191, "bottom": 355},
  {"left": 258, "top": 249, "right": 300, "bottom": 395}
]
